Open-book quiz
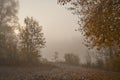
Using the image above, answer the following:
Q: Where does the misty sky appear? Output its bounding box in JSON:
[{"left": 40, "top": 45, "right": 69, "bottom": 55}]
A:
[{"left": 18, "top": 0, "right": 88, "bottom": 62}]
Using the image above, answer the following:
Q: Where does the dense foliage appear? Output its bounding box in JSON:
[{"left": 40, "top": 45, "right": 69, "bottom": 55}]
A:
[
  {"left": 58, "top": 0, "right": 120, "bottom": 49},
  {"left": 58, "top": 0, "right": 120, "bottom": 71}
]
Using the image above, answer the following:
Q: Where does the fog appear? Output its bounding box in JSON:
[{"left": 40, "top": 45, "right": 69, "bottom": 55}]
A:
[
  {"left": 0, "top": 0, "right": 119, "bottom": 79},
  {"left": 18, "top": 0, "right": 88, "bottom": 63}
]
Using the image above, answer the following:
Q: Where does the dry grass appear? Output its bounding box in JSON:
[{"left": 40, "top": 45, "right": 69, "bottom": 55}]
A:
[{"left": 0, "top": 66, "right": 120, "bottom": 80}]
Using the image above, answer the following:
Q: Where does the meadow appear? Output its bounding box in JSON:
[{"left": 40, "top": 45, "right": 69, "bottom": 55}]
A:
[{"left": 0, "top": 65, "right": 120, "bottom": 80}]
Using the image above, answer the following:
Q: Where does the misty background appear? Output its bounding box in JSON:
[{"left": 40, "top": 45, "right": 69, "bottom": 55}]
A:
[{"left": 18, "top": 0, "right": 88, "bottom": 62}]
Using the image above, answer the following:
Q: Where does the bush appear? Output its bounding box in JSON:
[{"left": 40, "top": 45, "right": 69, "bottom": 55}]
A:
[
  {"left": 105, "top": 52, "right": 120, "bottom": 72},
  {"left": 64, "top": 53, "right": 80, "bottom": 66}
]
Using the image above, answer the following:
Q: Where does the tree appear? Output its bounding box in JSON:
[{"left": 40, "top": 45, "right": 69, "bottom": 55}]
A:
[
  {"left": 58, "top": 0, "right": 120, "bottom": 70},
  {"left": 105, "top": 51, "right": 120, "bottom": 71},
  {"left": 95, "top": 54, "right": 104, "bottom": 68},
  {"left": 0, "top": 0, "right": 19, "bottom": 32},
  {"left": 53, "top": 51, "right": 59, "bottom": 62},
  {"left": 0, "top": 0, "right": 19, "bottom": 65},
  {"left": 85, "top": 51, "right": 92, "bottom": 67},
  {"left": 20, "top": 17, "right": 46, "bottom": 64},
  {"left": 41, "top": 58, "right": 48, "bottom": 63},
  {"left": 58, "top": 0, "right": 120, "bottom": 52},
  {"left": 64, "top": 53, "right": 80, "bottom": 65}
]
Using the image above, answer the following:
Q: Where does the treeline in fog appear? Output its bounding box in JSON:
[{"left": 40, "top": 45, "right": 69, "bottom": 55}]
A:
[{"left": 0, "top": 0, "right": 45, "bottom": 66}]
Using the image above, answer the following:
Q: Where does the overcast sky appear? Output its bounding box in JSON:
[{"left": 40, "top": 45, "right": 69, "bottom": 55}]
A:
[{"left": 18, "top": 0, "right": 88, "bottom": 62}]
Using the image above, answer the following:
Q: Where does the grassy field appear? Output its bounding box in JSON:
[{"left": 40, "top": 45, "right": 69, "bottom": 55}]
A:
[{"left": 0, "top": 65, "right": 120, "bottom": 80}]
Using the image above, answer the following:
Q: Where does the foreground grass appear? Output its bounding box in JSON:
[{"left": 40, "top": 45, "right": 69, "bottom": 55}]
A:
[{"left": 0, "top": 65, "right": 120, "bottom": 80}]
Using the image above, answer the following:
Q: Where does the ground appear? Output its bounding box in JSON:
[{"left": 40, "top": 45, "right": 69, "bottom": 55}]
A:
[{"left": 0, "top": 64, "right": 120, "bottom": 80}]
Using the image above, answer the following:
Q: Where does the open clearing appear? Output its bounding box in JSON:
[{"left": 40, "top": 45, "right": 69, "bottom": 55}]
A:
[{"left": 0, "top": 65, "right": 120, "bottom": 80}]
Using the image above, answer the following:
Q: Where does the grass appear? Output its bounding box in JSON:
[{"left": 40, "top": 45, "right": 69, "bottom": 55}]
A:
[{"left": 0, "top": 64, "right": 120, "bottom": 80}]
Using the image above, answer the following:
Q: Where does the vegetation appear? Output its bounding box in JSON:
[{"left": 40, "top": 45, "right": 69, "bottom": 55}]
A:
[
  {"left": 58, "top": 0, "right": 120, "bottom": 51},
  {"left": 52, "top": 51, "right": 59, "bottom": 62},
  {"left": 85, "top": 52, "right": 92, "bottom": 67},
  {"left": 106, "top": 52, "right": 120, "bottom": 71},
  {"left": 0, "top": 0, "right": 120, "bottom": 79},
  {"left": 0, "top": 66, "right": 120, "bottom": 80},
  {"left": 64, "top": 53, "right": 80, "bottom": 65},
  {"left": 0, "top": 0, "right": 46, "bottom": 66},
  {"left": 0, "top": 0, "right": 19, "bottom": 66},
  {"left": 58, "top": 0, "right": 120, "bottom": 71},
  {"left": 19, "top": 17, "right": 46, "bottom": 65}
]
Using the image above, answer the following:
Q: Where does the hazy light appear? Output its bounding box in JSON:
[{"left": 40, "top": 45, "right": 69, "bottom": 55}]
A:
[
  {"left": 18, "top": 0, "right": 87, "bottom": 62},
  {"left": 14, "top": 29, "right": 20, "bottom": 35}
]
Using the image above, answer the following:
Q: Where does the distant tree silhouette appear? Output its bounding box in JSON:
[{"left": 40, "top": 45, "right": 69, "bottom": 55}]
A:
[
  {"left": 0, "top": 0, "right": 19, "bottom": 65},
  {"left": 85, "top": 51, "right": 92, "bottom": 67},
  {"left": 105, "top": 51, "right": 120, "bottom": 71},
  {"left": 64, "top": 53, "right": 80, "bottom": 65},
  {"left": 53, "top": 51, "right": 59, "bottom": 62}
]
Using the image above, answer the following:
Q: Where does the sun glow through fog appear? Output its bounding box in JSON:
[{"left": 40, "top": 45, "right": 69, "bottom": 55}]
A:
[{"left": 14, "top": 29, "right": 20, "bottom": 35}]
